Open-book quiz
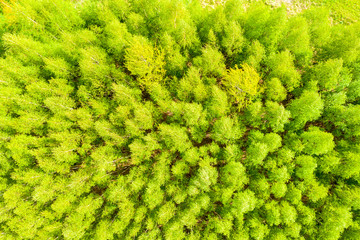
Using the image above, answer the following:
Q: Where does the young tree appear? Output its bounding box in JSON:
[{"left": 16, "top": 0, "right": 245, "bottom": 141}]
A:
[
  {"left": 103, "top": 19, "right": 131, "bottom": 62},
  {"left": 287, "top": 91, "right": 324, "bottom": 130},
  {"left": 322, "top": 23, "right": 360, "bottom": 64},
  {"left": 190, "top": 164, "right": 218, "bottom": 193},
  {"left": 221, "top": 162, "right": 248, "bottom": 191},
  {"left": 211, "top": 116, "right": 245, "bottom": 144},
  {"left": 279, "top": 15, "right": 312, "bottom": 66},
  {"left": 326, "top": 105, "right": 360, "bottom": 137},
  {"left": 318, "top": 205, "right": 353, "bottom": 240},
  {"left": 310, "top": 59, "right": 343, "bottom": 91},
  {"left": 158, "top": 123, "right": 192, "bottom": 153},
  {"left": 334, "top": 151, "right": 360, "bottom": 179},
  {"left": 303, "top": 7, "right": 331, "bottom": 48},
  {"left": 205, "top": 85, "right": 230, "bottom": 119},
  {"left": 295, "top": 155, "right": 317, "bottom": 180},
  {"left": 177, "top": 67, "right": 208, "bottom": 102},
  {"left": 221, "top": 21, "right": 244, "bottom": 59},
  {"left": 266, "top": 50, "right": 301, "bottom": 92},
  {"left": 347, "top": 78, "right": 360, "bottom": 103},
  {"left": 300, "top": 127, "right": 335, "bottom": 155},
  {"left": 265, "top": 78, "right": 287, "bottom": 102},
  {"left": 264, "top": 101, "right": 291, "bottom": 133},
  {"left": 243, "top": 101, "right": 264, "bottom": 129},
  {"left": 193, "top": 45, "right": 226, "bottom": 77},
  {"left": 243, "top": 2, "right": 287, "bottom": 53},
  {"left": 244, "top": 40, "right": 266, "bottom": 71},
  {"left": 246, "top": 142, "right": 269, "bottom": 166},
  {"left": 159, "top": 33, "right": 187, "bottom": 76}
]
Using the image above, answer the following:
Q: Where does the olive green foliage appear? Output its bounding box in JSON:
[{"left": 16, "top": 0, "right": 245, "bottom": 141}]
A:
[{"left": 0, "top": 0, "right": 360, "bottom": 239}]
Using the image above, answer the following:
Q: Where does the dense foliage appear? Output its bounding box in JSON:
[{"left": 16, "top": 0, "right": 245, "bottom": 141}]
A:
[{"left": 0, "top": 0, "right": 360, "bottom": 239}]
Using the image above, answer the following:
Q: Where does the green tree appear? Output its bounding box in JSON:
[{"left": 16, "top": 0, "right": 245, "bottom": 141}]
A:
[
  {"left": 264, "top": 101, "right": 291, "bottom": 132},
  {"left": 206, "top": 85, "right": 230, "bottom": 119},
  {"left": 310, "top": 59, "right": 343, "bottom": 91},
  {"left": 244, "top": 40, "right": 266, "bottom": 70},
  {"left": 295, "top": 155, "right": 317, "bottom": 180},
  {"left": 211, "top": 116, "right": 245, "bottom": 144},
  {"left": 279, "top": 15, "right": 312, "bottom": 66},
  {"left": 287, "top": 91, "right": 324, "bottom": 130},
  {"left": 318, "top": 205, "right": 353, "bottom": 240},
  {"left": 266, "top": 50, "right": 301, "bottom": 92},
  {"left": 265, "top": 78, "right": 287, "bottom": 102},
  {"left": 177, "top": 67, "right": 208, "bottom": 102},
  {"left": 193, "top": 45, "right": 225, "bottom": 77},
  {"left": 221, "top": 20, "right": 244, "bottom": 58},
  {"left": 300, "top": 127, "right": 335, "bottom": 155}
]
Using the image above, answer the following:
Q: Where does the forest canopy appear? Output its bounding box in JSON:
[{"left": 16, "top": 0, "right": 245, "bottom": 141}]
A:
[{"left": 0, "top": 0, "right": 360, "bottom": 239}]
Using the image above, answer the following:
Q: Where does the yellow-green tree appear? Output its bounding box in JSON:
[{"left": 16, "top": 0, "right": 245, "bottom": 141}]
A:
[
  {"left": 222, "top": 63, "right": 262, "bottom": 108},
  {"left": 124, "top": 36, "right": 166, "bottom": 89}
]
